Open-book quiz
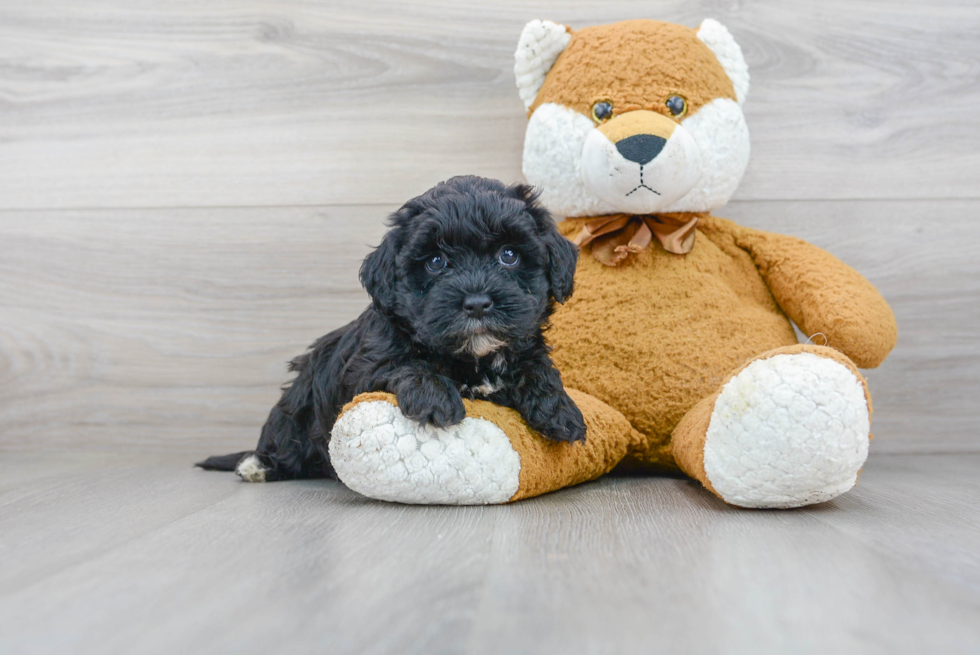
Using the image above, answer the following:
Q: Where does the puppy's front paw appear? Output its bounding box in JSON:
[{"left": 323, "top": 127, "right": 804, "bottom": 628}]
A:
[
  {"left": 396, "top": 377, "right": 466, "bottom": 429},
  {"left": 526, "top": 394, "right": 587, "bottom": 443}
]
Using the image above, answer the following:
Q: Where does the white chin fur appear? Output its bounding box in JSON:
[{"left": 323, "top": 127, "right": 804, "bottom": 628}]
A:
[
  {"left": 581, "top": 127, "right": 701, "bottom": 214},
  {"left": 523, "top": 100, "right": 749, "bottom": 217},
  {"left": 459, "top": 333, "right": 506, "bottom": 358}
]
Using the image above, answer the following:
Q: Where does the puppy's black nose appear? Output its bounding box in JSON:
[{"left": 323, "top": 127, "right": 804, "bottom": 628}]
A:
[
  {"left": 616, "top": 134, "right": 667, "bottom": 165},
  {"left": 462, "top": 294, "right": 492, "bottom": 318}
]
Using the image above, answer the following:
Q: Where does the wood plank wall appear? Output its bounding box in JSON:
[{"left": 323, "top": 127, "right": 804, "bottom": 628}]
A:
[{"left": 1, "top": 1, "right": 977, "bottom": 454}]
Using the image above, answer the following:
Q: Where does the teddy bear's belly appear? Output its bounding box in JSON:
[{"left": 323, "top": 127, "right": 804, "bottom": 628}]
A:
[{"left": 548, "top": 235, "right": 798, "bottom": 448}]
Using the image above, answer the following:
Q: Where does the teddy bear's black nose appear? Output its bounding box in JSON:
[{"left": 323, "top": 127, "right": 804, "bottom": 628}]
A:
[
  {"left": 462, "top": 294, "right": 493, "bottom": 318},
  {"left": 616, "top": 134, "right": 667, "bottom": 165}
]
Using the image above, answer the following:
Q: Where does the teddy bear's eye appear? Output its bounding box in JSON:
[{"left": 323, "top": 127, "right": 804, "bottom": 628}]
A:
[
  {"left": 666, "top": 95, "right": 687, "bottom": 118},
  {"left": 591, "top": 101, "right": 614, "bottom": 123}
]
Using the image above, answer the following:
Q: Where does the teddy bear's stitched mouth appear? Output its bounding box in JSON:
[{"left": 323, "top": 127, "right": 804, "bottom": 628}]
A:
[{"left": 625, "top": 165, "right": 660, "bottom": 197}]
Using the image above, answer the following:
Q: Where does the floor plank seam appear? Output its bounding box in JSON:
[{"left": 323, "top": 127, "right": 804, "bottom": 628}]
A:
[{"left": 0, "top": 196, "right": 977, "bottom": 214}]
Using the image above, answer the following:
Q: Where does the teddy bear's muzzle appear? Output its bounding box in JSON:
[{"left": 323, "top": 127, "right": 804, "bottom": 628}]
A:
[{"left": 580, "top": 110, "right": 702, "bottom": 215}]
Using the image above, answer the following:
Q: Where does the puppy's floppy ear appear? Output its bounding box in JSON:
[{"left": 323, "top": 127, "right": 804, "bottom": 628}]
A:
[
  {"left": 542, "top": 226, "right": 578, "bottom": 303},
  {"left": 360, "top": 192, "right": 435, "bottom": 312},
  {"left": 510, "top": 183, "right": 578, "bottom": 303},
  {"left": 359, "top": 230, "right": 399, "bottom": 314}
]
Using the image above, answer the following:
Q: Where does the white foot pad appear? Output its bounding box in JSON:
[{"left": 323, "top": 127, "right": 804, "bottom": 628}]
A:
[
  {"left": 235, "top": 454, "right": 268, "bottom": 483},
  {"left": 330, "top": 401, "right": 521, "bottom": 505},
  {"left": 703, "top": 353, "right": 870, "bottom": 508}
]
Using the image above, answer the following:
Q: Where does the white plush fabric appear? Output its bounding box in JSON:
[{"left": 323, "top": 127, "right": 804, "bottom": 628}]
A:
[
  {"left": 523, "top": 99, "right": 749, "bottom": 217},
  {"left": 514, "top": 20, "right": 571, "bottom": 110},
  {"left": 661, "top": 98, "right": 750, "bottom": 213},
  {"left": 329, "top": 401, "right": 522, "bottom": 505},
  {"left": 703, "top": 353, "right": 871, "bottom": 509},
  {"left": 523, "top": 102, "right": 619, "bottom": 218},
  {"left": 697, "top": 19, "right": 750, "bottom": 105},
  {"left": 581, "top": 119, "right": 702, "bottom": 214}
]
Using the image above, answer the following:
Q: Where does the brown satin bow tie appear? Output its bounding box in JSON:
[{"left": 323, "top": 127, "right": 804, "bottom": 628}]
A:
[{"left": 572, "top": 213, "right": 703, "bottom": 266}]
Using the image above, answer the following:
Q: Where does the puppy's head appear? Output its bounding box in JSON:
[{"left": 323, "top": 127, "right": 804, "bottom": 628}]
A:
[{"left": 360, "top": 176, "right": 577, "bottom": 358}]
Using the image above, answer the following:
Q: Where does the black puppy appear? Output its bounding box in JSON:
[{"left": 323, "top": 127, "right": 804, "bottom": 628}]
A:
[{"left": 198, "top": 176, "right": 586, "bottom": 482}]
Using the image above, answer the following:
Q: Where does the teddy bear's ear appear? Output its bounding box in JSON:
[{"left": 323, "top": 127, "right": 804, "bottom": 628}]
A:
[
  {"left": 514, "top": 20, "right": 572, "bottom": 110},
  {"left": 697, "top": 19, "right": 750, "bottom": 105}
]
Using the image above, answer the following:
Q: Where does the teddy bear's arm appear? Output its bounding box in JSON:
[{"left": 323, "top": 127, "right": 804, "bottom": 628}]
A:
[{"left": 734, "top": 226, "right": 898, "bottom": 368}]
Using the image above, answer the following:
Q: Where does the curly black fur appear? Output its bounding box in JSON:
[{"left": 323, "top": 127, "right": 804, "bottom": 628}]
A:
[{"left": 197, "top": 176, "right": 585, "bottom": 482}]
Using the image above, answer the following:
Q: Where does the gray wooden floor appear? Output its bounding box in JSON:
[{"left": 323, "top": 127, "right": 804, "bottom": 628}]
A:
[{"left": 1, "top": 452, "right": 978, "bottom": 654}]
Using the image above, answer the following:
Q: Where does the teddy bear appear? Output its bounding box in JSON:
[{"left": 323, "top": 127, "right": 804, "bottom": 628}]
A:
[{"left": 325, "top": 18, "right": 898, "bottom": 509}]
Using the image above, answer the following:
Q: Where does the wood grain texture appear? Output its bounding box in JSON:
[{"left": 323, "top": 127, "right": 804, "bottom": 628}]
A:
[
  {"left": 0, "top": 452, "right": 978, "bottom": 654},
  {"left": 0, "top": 205, "right": 390, "bottom": 451},
  {"left": 0, "top": 0, "right": 978, "bottom": 209},
  {"left": 1, "top": 4, "right": 977, "bottom": 653},
  {"left": 1, "top": 199, "right": 976, "bottom": 454}
]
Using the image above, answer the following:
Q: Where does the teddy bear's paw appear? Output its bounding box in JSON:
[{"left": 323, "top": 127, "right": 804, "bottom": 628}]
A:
[
  {"left": 703, "top": 352, "right": 870, "bottom": 509},
  {"left": 329, "top": 399, "right": 521, "bottom": 505}
]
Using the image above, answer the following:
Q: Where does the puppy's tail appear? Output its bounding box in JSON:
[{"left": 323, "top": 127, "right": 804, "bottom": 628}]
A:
[{"left": 195, "top": 451, "right": 252, "bottom": 472}]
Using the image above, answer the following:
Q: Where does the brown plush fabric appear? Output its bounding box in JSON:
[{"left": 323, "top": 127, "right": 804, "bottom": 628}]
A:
[
  {"left": 669, "top": 392, "right": 719, "bottom": 495},
  {"left": 530, "top": 20, "right": 736, "bottom": 120},
  {"left": 549, "top": 215, "right": 800, "bottom": 469},
  {"left": 548, "top": 214, "right": 892, "bottom": 472},
  {"left": 485, "top": 389, "right": 634, "bottom": 502},
  {"left": 340, "top": 391, "right": 399, "bottom": 415},
  {"left": 598, "top": 109, "right": 677, "bottom": 141},
  {"left": 733, "top": 225, "right": 899, "bottom": 368}
]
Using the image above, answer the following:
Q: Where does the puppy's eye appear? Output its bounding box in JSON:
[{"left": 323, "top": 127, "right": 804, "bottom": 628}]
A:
[
  {"left": 666, "top": 95, "right": 687, "bottom": 118},
  {"left": 591, "top": 101, "right": 613, "bottom": 123},
  {"left": 425, "top": 254, "right": 447, "bottom": 272},
  {"left": 498, "top": 248, "right": 519, "bottom": 267}
]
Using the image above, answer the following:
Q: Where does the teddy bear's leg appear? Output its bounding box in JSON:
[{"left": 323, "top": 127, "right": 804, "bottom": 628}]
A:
[
  {"left": 328, "top": 389, "right": 634, "bottom": 504},
  {"left": 671, "top": 344, "right": 872, "bottom": 508}
]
